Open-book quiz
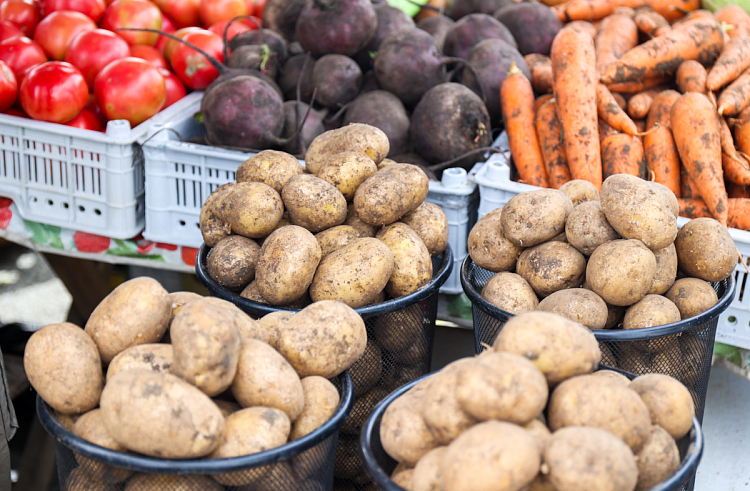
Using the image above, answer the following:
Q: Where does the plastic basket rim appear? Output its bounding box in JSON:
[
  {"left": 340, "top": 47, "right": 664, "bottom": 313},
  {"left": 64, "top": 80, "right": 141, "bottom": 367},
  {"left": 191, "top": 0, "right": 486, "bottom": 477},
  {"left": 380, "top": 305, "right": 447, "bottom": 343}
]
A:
[
  {"left": 36, "top": 371, "right": 353, "bottom": 475},
  {"left": 460, "top": 255, "right": 736, "bottom": 341},
  {"left": 195, "top": 242, "right": 454, "bottom": 318},
  {"left": 358, "top": 370, "right": 704, "bottom": 491}
]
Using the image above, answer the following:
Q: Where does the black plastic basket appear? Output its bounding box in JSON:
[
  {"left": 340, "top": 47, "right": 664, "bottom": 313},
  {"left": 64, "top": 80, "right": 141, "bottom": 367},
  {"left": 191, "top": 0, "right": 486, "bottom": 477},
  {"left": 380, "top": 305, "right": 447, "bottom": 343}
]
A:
[
  {"left": 197, "top": 243, "right": 453, "bottom": 489},
  {"left": 359, "top": 371, "right": 705, "bottom": 491},
  {"left": 460, "top": 255, "right": 735, "bottom": 425},
  {"left": 38, "top": 371, "right": 353, "bottom": 491}
]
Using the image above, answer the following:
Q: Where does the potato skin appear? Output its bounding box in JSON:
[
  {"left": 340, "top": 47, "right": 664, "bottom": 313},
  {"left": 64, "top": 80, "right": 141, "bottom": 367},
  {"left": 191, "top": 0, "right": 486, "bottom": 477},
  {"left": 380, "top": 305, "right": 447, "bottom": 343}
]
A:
[
  {"left": 622, "top": 295, "right": 681, "bottom": 354},
  {"left": 207, "top": 235, "right": 261, "bottom": 292},
  {"left": 106, "top": 343, "right": 173, "bottom": 382},
  {"left": 565, "top": 200, "right": 620, "bottom": 256},
  {"left": 344, "top": 202, "right": 378, "bottom": 237},
  {"left": 340, "top": 387, "right": 389, "bottom": 435},
  {"left": 412, "top": 446, "right": 446, "bottom": 491},
  {"left": 305, "top": 123, "right": 390, "bottom": 174},
  {"left": 665, "top": 277, "right": 719, "bottom": 319},
  {"left": 282, "top": 174, "right": 348, "bottom": 233},
  {"left": 629, "top": 373, "right": 695, "bottom": 440},
  {"left": 516, "top": 241, "right": 586, "bottom": 298},
  {"left": 24, "top": 322, "right": 103, "bottom": 414},
  {"left": 200, "top": 182, "right": 235, "bottom": 247},
  {"left": 420, "top": 359, "right": 478, "bottom": 445},
  {"left": 316, "top": 151, "right": 379, "bottom": 200},
  {"left": 377, "top": 222, "right": 433, "bottom": 298},
  {"left": 290, "top": 376, "right": 340, "bottom": 440},
  {"left": 354, "top": 164, "right": 430, "bottom": 226},
  {"left": 559, "top": 179, "right": 600, "bottom": 206},
  {"left": 348, "top": 340, "right": 383, "bottom": 397},
  {"left": 674, "top": 217, "right": 737, "bottom": 281},
  {"left": 586, "top": 239, "right": 657, "bottom": 306},
  {"left": 315, "top": 225, "right": 361, "bottom": 258},
  {"left": 99, "top": 369, "right": 225, "bottom": 458},
  {"left": 217, "top": 181, "right": 285, "bottom": 239},
  {"left": 648, "top": 243, "right": 678, "bottom": 295},
  {"left": 167, "top": 291, "right": 203, "bottom": 324},
  {"left": 236, "top": 149, "right": 304, "bottom": 193},
  {"left": 635, "top": 425, "right": 681, "bottom": 491},
  {"left": 537, "top": 288, "right": 608, "bottom": 330},
  {"left": 258, "top": 310, "right": 295, "bottom": 349},
  {"left": 468, "top": 208, "right": 523, "bottom": 272},
  {"left": 400, "top": 202, "right": 449, "bottom": 256},
  {"left": 72, "top": 409, "right": 133, "bottom": 483},
  {"left": 124, "top": 474, "right": 223, "bottom": 491},
  {"left": 380, "top": 383, "right": 440, "bottom": 466},
  {"left": 481, "top": 272, "right": 538, "bottom": 314},
  {"left": 501, "top": 189, "right": 574, "bottom": 247}
]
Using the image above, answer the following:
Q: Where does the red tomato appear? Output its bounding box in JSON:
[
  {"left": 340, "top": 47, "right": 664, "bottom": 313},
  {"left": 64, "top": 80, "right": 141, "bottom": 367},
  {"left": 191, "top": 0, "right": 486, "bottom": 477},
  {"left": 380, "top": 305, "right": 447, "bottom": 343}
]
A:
[
  {"left": 64, "top": 107, "right": 100, "bottom": 129},
  {"left": 65, "top": 28, "right": 129, "bottom": 88},
  {"left": 20, "top": 60, "right": 88, "bottom": 122},
  {"left": 153, "top": 11, "right": 174, "bottom": 51},
  {"left": 245, "top": 0, "right": 263, "bottom": 17},
  {"left": 156, "top": 66, "right": 184, "bottom": 108},
  {"left": 160, "top": 25, "right": 200, "bottom": 61},
  {"left": 128, "top": 43, "right": 166, "bottom": 69},
  {"left": 0, "top": 36, "right": 46, "bottom": 78},
  {"left": 94, "top": 57, "right": 165, "bottom": 126},
  {"left": 151, "top": 0, "right": 198, "bottom": 28},
  {"left": 207, "top": 17, "right": 254, "bottom": 42},
  {"left": 0, "top": 0, "right": 40, "bottom": 36},
  {"left": 199, "top": 0, "right": 246, "bottom": 28},
  {"left": 0, "top": 19, "right": 22, "bottom": 40},
  {"left": 32, "top": 10, "right": 95, "bottom": 60},
  {"left": 169, "top": 29, "right": 222, "bottom": 90},
  {"left": 3, "top": 106, "right": 25, "bottom": 116},
  {"left": 99, "top": 0, "right": 162, "bottom": 46},
  {"left": 42, "top": 0, "right": 106, "bottom": 22},
  {"left": 83, "top": 91, "right": 104, "bottom": 122},
  {"left": 0, "top": 58, "right": 16, "bottom": 110}
]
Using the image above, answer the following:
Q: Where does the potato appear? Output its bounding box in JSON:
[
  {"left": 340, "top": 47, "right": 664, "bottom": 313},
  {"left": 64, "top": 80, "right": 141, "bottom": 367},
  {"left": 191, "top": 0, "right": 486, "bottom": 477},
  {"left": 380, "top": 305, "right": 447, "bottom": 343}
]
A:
[
  {"left": 454, "top": 351, "right": 548, "bottom": 424},
  {"left": 599, "top": 173, "right": 677, "bottom": 250},
  {"left": 305, "top": 123, "right": 390, "bottom": 174},
  {"left": 106, "top": 343, "right": 172, "bottom": 382},
  {"left": 421, "top": 359, "right": 478, "bottom": 445},
  {"left": 548, "top": 374, "right": 652, "bottom": 452},
  {"left": 647, "top": 243, "right": 678, "bottom": 295},
  {"left": 203, "top": 297, "right": 268, "bottom": 342},
  {"left": 276, "top": 300, "right": 367, "bottom": 378},
  {"left": 199, "top": 182, "right": 235, "bottom": 247},
  {"left": 206, "top": 235, "right": 261, "bottom": 292},
  {"left": 391, "top": 331, "right": 429, "bottom": 366},
  {"left": 167, "top": 291, "right": 203, "bottom": 325},
  {"left": 675, "top": 217, "right": 737, "bottom": 281},
  {"left": 309, "top": 237, "right": 394, "bottom": 307},
  {"left": 400, "top": 202, "right": 449, "bottom": 256},
  {"left": 292, "top": 446, "right": 330, "bottom": 481},
  {"left": 236, "top": 149, "right": 304, "bottom": 193},
  {"left": 648, "top": 180, "right": 679, "bottom": 217},
  {"left": 24, "top": 322, "right": 103, "bottom": 414},
  {"left": 315, "top": 225, "right": 361, "bottom": 258},
  {"left": 344, "top": 202, "right": 378, "bottom": 237},
  {"left": 526, "top": 475, "right": 557, "bottom": 491},
  {"left": 623, "top": 295, "right": 681, "bottom": 354},
  {"left": 231, "top": 339, "right": 305, "bottom": 421},
  {"left": 170, "top": 297, "right": 242, "bottom": 396},
  {"left": 65, "top": 467, "right": 119, "bottom": 491},
  {"left": 493, "top": 311, "right": 601, "bottom": 385},
  {"left": 255, "top": 225, "right": 322, "bottom": 306},
  {"left": 543, "top": 426, "right": 638, "bottom": 491},
  {"left": 630, "top": 373, "right": 695, "bottom": 440},
  {"left": 354, "top": 164, "right": 430, "bottom": 226},
  {"left": 84, "top": 277, "right": 171, "bottom": 363},
  {"left": 677, "top": 335, "right": 707, "bottom": 388},
  {"left": 213, "top": 399, "right": 241, "bottom": 418},
  {"left": 282, "top": 174, "right": 348, "bottom": 232},
  {"left": 481, "top": 272, "right": 538, "bottom": 314},
  {"left": 537, "top": 288, "right": 608, "bottom": 330},
  {"left": 316, "top": 151, "right": 379, "bottom": 200},
  {"left": 124, "top": 474, "right": 223, "bottom": 491},
  {"left": 72, "top": 409, "right": 133, "bottom": 483},
  {"left": 217, "top": 181, "right": 285, "bottom": 238},
  {"left": 468, "top": 208, "right": 524, "bottom": 272},
  {"left": 371, "top": 308, "right": 423, "bottom": 352},
  {"left": 501, "top": 188, "right": 574, "bottom": 247},
  {"left": 635, "top": 425, "right": 681, "bottom": 491},
  {"left": 239, "top": 462, "right": 301, "bottom": 491},
  {"left": 379, "top": 363, "right": 427, "bottom": 394},
  {"left": 559, "top": 179, "right": 600, "bottom": 206},
  {"left": 380, "top": 382, "right": 440, "bottom": 466},
  {"left": 617, "top": 345, "right": 652, "bottom": 373},
  {"left": 665, "top": 277, "right": 719, "bottom": 319},
  {"left": 564, "top": 200, "right": 620, "bottom": 256},
  {"left": 393, "top": 468, "right": 415, "bottom": 490},
  {"left": 377, "top": 222, "right": 433, "bottom": 297},
  {"left": 240, "top": 280, "right": 270, "bottom": 304},
  {"left": 349, "top": 340, "right": 383, "bottom": 397},
  {"left": 586, "top": 239, "right": 657, "bottom": 306},
  {"left": 54, "top": 410, "right": 81, "bottom": 430},
  {"left": 523, "top": 418, "right": 552, "bottom": 453},
  {"left": 590, "top": 369, "right": 631, "bottom": 386},
  {"left": 340, "top": 387, "right": 389, "bottom": 435},
  {"left": 99, "top": 369, "right": 224, "bottom": 458},
  {"left": 605, "top": 303, "right": 626, "bottom": 329},
  {"left": 517, "top": 241, "right": 587, "bottom": 298},
  {"left": 411, "top": 446, "right": 446, "bottom": 491},
  {"left": 335, "top": 434, "right": 365, "bottom": 479},
  {"left": 441, "top": 420, "right": 540, "bottom": 491},
  {"left": 290, "top": 376, "right": 340, "bottom": 441},
  {"left": 259, "top": 310, "right": 295, "bottom": 348}
]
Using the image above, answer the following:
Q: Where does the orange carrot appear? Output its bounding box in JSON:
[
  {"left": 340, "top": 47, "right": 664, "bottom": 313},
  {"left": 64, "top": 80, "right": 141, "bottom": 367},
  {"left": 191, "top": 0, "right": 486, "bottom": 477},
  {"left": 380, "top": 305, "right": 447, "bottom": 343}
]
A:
[
  {"left": 612, "top": 92, "right": 627, "bottom": 109},
  {"left": 728, "top": 181, "right": 750, "bottom": 198},
  {"left": 635, "top": 119, "right": 647, "bottom": 133},
  {"left": 613, "top": 6, "right": 636, "bottom": 16},
  {"left": 534, "top": 93, "right": 555, "bottom": 112},
  {"left": 675, "top": 60, "right": 707, "bottom": 93},
  {"left": 596, "top": 83, "right": 639, "bottom": 135},
  {"left": 554, "top": 0, "right": 643, "bottom": 22},
  {"left": 679, "top": 197, "right": 750, "bottom": 230},
  {"left": 671, "top": 92, "right": 728, "bottom": 225},
  {"left": 678, "top": 197, "right": 714, "bottom": 218},
  {"left": 633, "top": 7, "right": 671, "bottom": 37},
  {"left": 646, "top": 89, "right": 681, "bottom": 128},
  {"left": 627, "top": 88, "right": 661, "bottom": 119},
  {"left": 723, "top": 153, "right": 750, "bottom": 185},
  {"left": 565, "top": 20, "right": 598, "bottom": 38},
  {"left": 600, "top": 18, "right": 725, "bottom": 84},
  {"left": 720, "top": 116, "right": 748, "bottom": 166},
  {"left": 551, "top": 25, "right": 602, "bottom": 188},
  {"left": 648, "top": 0, "right": 701, "bottom": 22},
  {"left": 595, "top": 14, "right": 639, "bottom": 76},
  {"left": 501, "top": 63, "right": 550, "bottom": 188},
  {"left": 717, "top": 67, "right": 750, "bottom": 116},
  {"left": 606, "top": 75, "right": 671, "bottom": 93},
  {"left": 602, "top": 133, "right": 647, "bottom": 180},
  {"left": 707, "top": 36, "right": 750, "bottom": 91},
  {"left": 644, "top": 89, "right": 682, "bottom": 195},
  {"left": 680, "top": 165, "right": 698, "bottom": 198},
  {"left": 733, "top": 105, "right": 750, "bottom": 155},
  {"left": 536, "top": 99, "right": 572, "bottom": 189},
  {"left": 715, "top": 5, "right": 750, "bottom": 39},
  {"left": 525, "top": 54, "right": 554, "bottom": 95},
  {"left": 671, "top": 9, "right": 715, "bottom": 26},
  {"left": 599, "top": 119, "right": 619, "bottom": 142}
]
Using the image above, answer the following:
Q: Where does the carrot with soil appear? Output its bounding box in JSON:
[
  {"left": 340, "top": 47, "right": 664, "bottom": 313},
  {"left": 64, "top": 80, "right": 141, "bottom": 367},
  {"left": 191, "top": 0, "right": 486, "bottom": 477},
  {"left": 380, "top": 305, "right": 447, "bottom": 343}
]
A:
[
  {"left": 601, "top": 133, "right": 647, "bottom": 180},
  {"left": 606, "top": 74, "right": 671, "bottom": 93},
  {"left": 715, "top": 5, "right": 750, "bottom": 39},
  {"left": 675, "top": 60, "right": 707, "bottom": 93},
  {"left": 524, "top": 54, "right": 554, "bottom": 94},
  {"left": 717, "top": 67, "right": 750, "bottom": 116},
  {"left": 707, "top": 36, "right": 750, "bottom": 91},
  {"left": 536, "top": 99, "right": 572, "bottom": 189},
  {"left": 534, "top": 93, "right": 554, "bottom": 112},
  {"left": 627, "top": 88, "right": 661, "bottom": 119},
  {"left": 596, "top": 83, "right": 639, "bottom": 135},
  {"left": 599, "top": 119, "right": 619, "bottom": 142},
  {"left": 732, "top": 105, "right": 750, "bottom": 156},
  {"left": 680, "top": 166, "right": 698, "bottom": 198},
  {"left": 643, "top": 90, "right": 682, "bottom": 195},
  {"left": 678, "top": 197, "right": 750, "bottom": 230},
  {"left": 728, "top": 181, "right": 750, "bottom": 198},
  {"left": 594, "top": 13, "right": 639, "bottom": 76},
  {"left": 633, "top": 7, "right": 671, "bottom": 37}
]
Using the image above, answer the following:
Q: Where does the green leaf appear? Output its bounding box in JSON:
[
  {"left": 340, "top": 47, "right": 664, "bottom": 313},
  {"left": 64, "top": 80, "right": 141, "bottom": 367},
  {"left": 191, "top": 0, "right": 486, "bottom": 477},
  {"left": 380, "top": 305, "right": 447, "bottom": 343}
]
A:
[
  {"left": 194, "top": 112, "right": 204, "bottom": 124},
  {"left": 447, "top": 293, "right": 473, "bottom": 320},
  {"left": 386, "top": 0, "right": 425, "bottom": 16},
  {"left": 22, "top": 220, "right": 63, "bottom": 249},
  {"left": 714, "top": 342, "right": 742, "bottom": 366}
]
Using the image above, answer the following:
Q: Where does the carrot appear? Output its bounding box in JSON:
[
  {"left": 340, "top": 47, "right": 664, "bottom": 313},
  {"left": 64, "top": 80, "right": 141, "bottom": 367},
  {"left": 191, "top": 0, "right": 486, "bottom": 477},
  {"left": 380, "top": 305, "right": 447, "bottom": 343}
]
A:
[
  {"left": 671, "top": 92, "right": 728, "bottom": 225},
  {"left": 602, "top": 133, "right": 647, "bottom": 180},
  {"left": 606, "top": 75, "right": 671, "bottom": 93},
  {"left": 680, "top": 165, "right": 698, "bottom": 198},
  {"left": 596, "top": 83, "right": 639, "bottom": 135},
  {"left": 565, "top": 20, "right": 598, "bottom": 38},
  {"left": 719, "top": 113, "right": 750, "bottom": 185},
  {"left": 720, "top": 116, "right": 748, "bottom": 168},
  {"left": 613, "top": 6, "right": 636, "bottom": 16},
  {"left": 501, "top": 63, "right": 550, "bottom": 188},
  {"left": 633, "top": 7, "right": 671, "bottom": 37},
  {"left": 635, "top": 119, "right": 647, "bottom": 133},
  {"left": 534, "top": 93, "right": 555, "bottom": 112},
  {"left": 600, "top": 18, "right": 725, "bottom": 85},
  {"left": 599, "top": 119, "right": 619, "bottom": 141},
  {"left": 717, "top": 67, "right": 750, "bottom": 116},
  {"left": 706, "top": 36, "right": 750, "bottom": 91},
  {"left": 595, "top": 14, "right": 639, "bottom": 76},
  {"left": 678, "top": 197, "right": 714, "bottom": 218},
  {"left": 733, "top": 105, "right": 750, "bottom": 156},
  {"left": 647, "top": 0, "right": 701, "bottom": 22},
  {"left": 728, "top": 181, "right": 750, "bottom": 198},
  {"left": 715, "top": 5, "right": 750, "bottom": 39},
  {"left": 671, "top": 9, "right": 715, "bottom": 26},
  {"left": 554, "top": 0, "right": 643, "bottom": 23},
  {"left": 612, "top": 92, "right": 627, "bottom": 110},
  {"left": 627, "top": 88, "right": 661, "bottom": 119},
  {"left": 675, "top": 60, "right": 707, "bottom": 94},
  {"left": 536, "top": 99, "right": 572, "bottom": 189},
  {"left": 551, "top": 25, "right": 602, "bottom": 188},
  {"left": 678, "top": 197, "right": 750, "bottom": 230},
  {"left": 644, "top": 89, "right": 682, "bottom": 195},
  {"left": 525, "top": 54, "right": 554, "bottom": 95}
]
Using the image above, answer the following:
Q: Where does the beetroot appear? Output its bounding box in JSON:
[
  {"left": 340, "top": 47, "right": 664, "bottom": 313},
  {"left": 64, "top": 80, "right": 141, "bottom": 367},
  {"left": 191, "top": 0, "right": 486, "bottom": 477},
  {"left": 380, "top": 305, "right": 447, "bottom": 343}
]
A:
[
  {"left": 228, "top": 28, "right": 289, "bottom": 66},
  {"left": 416, "top": 15, "right": 454, "bottom": 51},
  {"left": 343, "top": 90, "right": 410, "bottom": 156},
  {"left": 295, "top": 0, "right": 377, "bottom": 57},
  {"left": 443, "top": 13, "right": 517, "bottom": 59},
  {"left": 281, "top": 101, "right": 326, "bottom": 155},
  {"left": 447, "top": 0, "right": 514, "bottom": 19},
  {"left": 360, "top": 70, "right": 381, "bottom": 93},
  {"left": 262, "top": 0, "right": 310, "bottom": 41},
  {"left": 278, "top": 53, "right": 315, "bottom": 101},
  {"left": 353, "top": 3, "right": 415, "bottom": 70},
  {"left": 494, "top": 3, "right": 562, "bottom": 56},
  {"left": 311, "top": 54, "right": 362, "bottom": 109},
  {"left": 410, "top": 82, "right": 491, "bottom": 165},
  {"left": 227, "top": 45, "right": 279, "bottom": 79}
]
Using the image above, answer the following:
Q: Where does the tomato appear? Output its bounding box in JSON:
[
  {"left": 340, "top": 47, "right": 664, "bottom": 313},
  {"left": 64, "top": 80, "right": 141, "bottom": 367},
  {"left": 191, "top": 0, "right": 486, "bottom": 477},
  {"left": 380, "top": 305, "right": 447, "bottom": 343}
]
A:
[
  {"left": 207, "top": 17, "right": 255, "bottom": 42},
  {"left": 42, "top": 0, "right": 106, "bottom": 22},
  {"left": 153, "top": 11, "right": 174, "bottom": 51},
  {"left": 151, "top": 0, "right": 199, "bottom": 28},
  {"left": 245, "top": 0, "right": 263, "bottom": 17},
  {"left": 0, "top": 19, "right": 22, "bottom": 40},
  {"left": 0, "top": 36, "right": 46, "bottom": 78},
  {"left": 168, "top": 28, "right": 222, "bottom": 90},
  {"left": 2, "top": 106, "right": 24, "bottom": 116},
  {"left": 64, "top": 107, "right": 100, "bottom": 129},
  {"left": 94, "top": 57, "right": 165, "bottom": 126},
  {"left": 20, "top": 60, "right": 87, "bottom": 122},
  {"left": 199, "top": 0, "right": 246, "bottom": 28},
  {"left": 32, "top": 10, "right": 95, "bottom": 60},
  {"left": 100, "top": 0, "right": 162, "bottom": 46},
  {"left": 128, "top": 43, "right": 166, "bottom": 69},
  {"left": 65, "top": 28, "right": 129, "bottom": 88},
  {"left": 84, "top": 91, "right": 105, "bottom": 123},
  {"left": 0, "top": 0, "right": 40, "bottom": 36},
  {"left": 0, "top": 58, "right": 16, "bottom": 110},
  {"left": 157, "top": 66, "right": 184, "bottom": 108},
  {"left": 160, "top": 25, "right": 200, "bottom": 61}
]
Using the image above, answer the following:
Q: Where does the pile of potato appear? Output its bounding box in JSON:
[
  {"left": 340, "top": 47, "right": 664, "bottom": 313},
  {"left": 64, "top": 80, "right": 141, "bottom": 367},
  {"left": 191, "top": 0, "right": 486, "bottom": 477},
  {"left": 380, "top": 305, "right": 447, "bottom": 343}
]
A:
[
  {"left": 381, "top": 310, "right": 696, "bottom": 491},
  {"left": 468, "top": 173, "right": 736, "bottom": 382},
  {"left": 23, "top": 277, "right": 370, "bottom": 490},
  {"left": 200, "top": 122, "right": 450, "bottom": 309}
]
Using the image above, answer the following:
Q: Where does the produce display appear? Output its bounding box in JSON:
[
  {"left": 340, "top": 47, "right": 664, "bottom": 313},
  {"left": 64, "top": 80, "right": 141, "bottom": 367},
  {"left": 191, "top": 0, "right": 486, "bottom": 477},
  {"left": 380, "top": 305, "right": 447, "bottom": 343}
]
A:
[{"left": 379, "top": 310, "right": 696, "bottom": 491}]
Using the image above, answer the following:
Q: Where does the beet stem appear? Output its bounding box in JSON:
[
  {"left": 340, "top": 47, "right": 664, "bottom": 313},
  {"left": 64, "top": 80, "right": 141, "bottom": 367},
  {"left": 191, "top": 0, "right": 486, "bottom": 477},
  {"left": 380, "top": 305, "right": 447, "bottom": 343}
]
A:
[
  {"left": 427, "top": 147, "right": 506, "bottom": 172},
  {"left": 116, "top": 28, "right": 227, "bottom": 74}
]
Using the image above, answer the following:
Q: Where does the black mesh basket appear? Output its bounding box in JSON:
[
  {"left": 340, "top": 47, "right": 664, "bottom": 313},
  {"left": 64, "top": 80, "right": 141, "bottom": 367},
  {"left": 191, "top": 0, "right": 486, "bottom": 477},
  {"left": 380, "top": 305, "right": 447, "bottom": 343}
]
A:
[
  {"left": 460, "top": 255, "right": 735, "bottom": 425},
  {"left": 359, "top": 371, "right": 705, "bottom": 491},
  {"left": 196, "top": 243, "right": 454, "bottom": 489},
  {"left": 37, "top": 371, "right": 353, "bottom": 491}
]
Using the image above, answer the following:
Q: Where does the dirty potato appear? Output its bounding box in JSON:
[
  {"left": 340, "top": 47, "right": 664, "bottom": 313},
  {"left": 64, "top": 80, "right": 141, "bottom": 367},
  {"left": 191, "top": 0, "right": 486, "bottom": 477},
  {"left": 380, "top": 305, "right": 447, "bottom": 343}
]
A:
[
  {"left": 206, "top": 235, "right": 261, "bottom": 292},
  {"left": 236, "top": 149, "right": 304, "bottom": 193}
]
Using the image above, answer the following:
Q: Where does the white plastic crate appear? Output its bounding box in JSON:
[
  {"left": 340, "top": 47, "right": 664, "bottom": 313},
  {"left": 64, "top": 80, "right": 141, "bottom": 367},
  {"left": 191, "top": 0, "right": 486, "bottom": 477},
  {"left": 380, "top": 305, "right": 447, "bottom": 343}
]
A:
[{"left": 0, "top": 91, "right": 203, "bottom": 239}]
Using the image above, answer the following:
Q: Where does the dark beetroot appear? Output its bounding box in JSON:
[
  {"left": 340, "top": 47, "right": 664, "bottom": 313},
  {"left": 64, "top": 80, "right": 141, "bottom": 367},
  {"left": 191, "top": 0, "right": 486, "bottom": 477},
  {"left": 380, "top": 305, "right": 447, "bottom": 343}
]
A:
[
  {"left": 295, "top": 0, "right": 377, "bottom": 57},
  {"left": 494, "top": 2, "right": 562, "bottom": 56},
  {"left": 343, "top": 90, "right": 410, "bottom": 156},
  {"left": 311, "top": 54, "right": 363, "bottom": 109},
  {"left": 281, "top": 100, "right": 326, "bottom": 155},
  {"left": 443, "top": 13, "right": 517, "bottom": 59},
  {"left": 227, "top": 45, "right": 279, "bottom": 79},
  {"left": 278, "top": 53, "right": 315, "bottom": 101},
  {"left": 228, "top": 28, "right": 289, "bottom": 66},
  {"left": 360, "top": 70, "right": 381, "bottom": 93},
  {"left": 416, "top": 14, "right": 454, "bottom": 51},
  {"left": 353, "top": 3, "right": 415, "bottom": 70},
  {"left": 447, "top": 0, "right": 514, "bottom": 19},
  {"left": 262, "top": 0, "right": 310, "bottom": 42}
]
